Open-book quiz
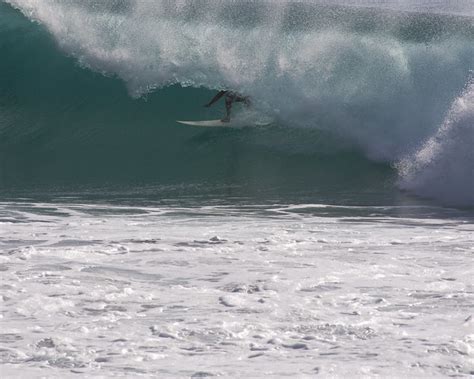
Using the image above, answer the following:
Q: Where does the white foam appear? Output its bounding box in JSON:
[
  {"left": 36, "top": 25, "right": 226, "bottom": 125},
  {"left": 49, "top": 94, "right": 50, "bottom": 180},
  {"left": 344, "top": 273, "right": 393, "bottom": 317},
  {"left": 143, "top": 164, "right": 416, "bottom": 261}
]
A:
[
  {"left": 398, "top": 80, "right": 474, "bottom": 206},
  {"left": 1, "top": 201, "right": 473, "bottom": 376}
]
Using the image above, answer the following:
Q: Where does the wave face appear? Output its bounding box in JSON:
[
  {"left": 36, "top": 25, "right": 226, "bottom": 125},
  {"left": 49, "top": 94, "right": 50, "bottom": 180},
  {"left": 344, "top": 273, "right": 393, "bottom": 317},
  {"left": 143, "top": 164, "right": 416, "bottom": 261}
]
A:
[{"left": 1, "top": 1, "right": 473, "bottom": 205}]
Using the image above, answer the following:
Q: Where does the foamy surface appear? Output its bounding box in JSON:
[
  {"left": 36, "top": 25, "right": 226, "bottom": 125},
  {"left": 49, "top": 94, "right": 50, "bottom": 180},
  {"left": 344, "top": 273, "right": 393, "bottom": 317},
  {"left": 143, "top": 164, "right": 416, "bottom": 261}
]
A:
[{"left": 1, "top": 201, "right": 473, "bottom": 377}]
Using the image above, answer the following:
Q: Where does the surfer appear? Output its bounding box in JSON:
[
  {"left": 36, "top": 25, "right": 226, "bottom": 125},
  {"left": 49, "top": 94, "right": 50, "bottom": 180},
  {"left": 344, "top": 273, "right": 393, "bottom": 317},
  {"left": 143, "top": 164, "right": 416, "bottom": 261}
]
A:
[{"left": 204, "top": 90, "right": 250, "bottom": 122}]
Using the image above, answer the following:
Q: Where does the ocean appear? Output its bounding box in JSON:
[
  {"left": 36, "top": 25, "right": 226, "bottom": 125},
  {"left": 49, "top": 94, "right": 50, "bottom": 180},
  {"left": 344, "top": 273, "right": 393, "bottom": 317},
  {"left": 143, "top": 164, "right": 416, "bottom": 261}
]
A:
[{"left": 0, "top": 1, "right": 473, "bottom": 377}]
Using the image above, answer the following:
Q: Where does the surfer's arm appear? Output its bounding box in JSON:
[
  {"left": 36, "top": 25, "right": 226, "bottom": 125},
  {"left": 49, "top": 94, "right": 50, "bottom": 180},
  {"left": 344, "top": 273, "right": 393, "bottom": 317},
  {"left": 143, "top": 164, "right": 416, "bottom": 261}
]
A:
[{"left": 204, "top": 91, "right": 227, "bottom": 107}]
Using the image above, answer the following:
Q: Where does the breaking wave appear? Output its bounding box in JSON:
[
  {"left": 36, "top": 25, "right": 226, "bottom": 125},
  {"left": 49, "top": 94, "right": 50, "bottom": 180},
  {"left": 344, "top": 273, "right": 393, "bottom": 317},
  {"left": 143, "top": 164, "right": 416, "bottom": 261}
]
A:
[{"left": 1, "top": 0, "right": 473, "bottom": 205}]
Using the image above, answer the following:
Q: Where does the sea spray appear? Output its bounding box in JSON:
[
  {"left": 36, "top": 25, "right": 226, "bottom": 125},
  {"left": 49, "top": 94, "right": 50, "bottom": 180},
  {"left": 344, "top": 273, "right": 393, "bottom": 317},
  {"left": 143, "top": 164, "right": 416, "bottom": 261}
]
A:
[{"left": 397, "top": 79, "right": 474, "bottom": 206}]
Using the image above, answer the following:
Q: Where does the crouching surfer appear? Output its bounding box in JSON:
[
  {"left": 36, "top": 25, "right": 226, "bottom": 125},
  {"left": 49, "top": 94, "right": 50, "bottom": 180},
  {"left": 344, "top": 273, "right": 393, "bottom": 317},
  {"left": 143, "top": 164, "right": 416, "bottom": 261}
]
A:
[{"left": 204, "top": 90, "right": 251, "bottom": 122}]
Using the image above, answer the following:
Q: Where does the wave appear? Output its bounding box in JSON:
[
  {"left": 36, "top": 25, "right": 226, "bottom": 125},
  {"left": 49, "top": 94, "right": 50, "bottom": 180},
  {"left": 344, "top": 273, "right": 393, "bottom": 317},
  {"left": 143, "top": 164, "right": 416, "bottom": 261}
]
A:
[{"left": 1, "top": 1, "right": 473, "bottom": 205}]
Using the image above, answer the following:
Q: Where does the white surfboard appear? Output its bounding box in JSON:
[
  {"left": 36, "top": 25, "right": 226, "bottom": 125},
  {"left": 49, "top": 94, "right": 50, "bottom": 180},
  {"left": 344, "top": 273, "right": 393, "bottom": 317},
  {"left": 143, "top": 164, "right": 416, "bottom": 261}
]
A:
[{"left": 176, "top": 119, "right": 271, "bottom": 128}]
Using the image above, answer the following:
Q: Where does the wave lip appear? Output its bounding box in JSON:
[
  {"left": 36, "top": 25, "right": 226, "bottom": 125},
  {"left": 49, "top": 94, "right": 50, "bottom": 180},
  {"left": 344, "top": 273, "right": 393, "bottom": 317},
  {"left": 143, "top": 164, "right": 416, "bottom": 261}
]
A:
[{"left": 397, "top": 80, "right": 474, "bottom": 207}]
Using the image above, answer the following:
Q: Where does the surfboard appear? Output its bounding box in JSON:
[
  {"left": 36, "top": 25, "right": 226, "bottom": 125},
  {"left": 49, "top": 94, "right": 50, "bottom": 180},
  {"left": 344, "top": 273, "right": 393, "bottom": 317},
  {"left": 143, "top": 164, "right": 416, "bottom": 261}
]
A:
[
  {"left": 176, "top": 119, "right": 271, "bottom": 128},
  {"left": 177, "top": 120, "right": 231, "bottom": 127}
]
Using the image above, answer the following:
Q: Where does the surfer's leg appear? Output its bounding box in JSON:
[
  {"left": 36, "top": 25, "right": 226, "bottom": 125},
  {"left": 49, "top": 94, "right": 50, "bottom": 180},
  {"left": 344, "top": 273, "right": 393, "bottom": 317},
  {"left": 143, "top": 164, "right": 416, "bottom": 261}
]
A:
[{"left": 223, "top": 95, "right": 233, "bottom": 122}]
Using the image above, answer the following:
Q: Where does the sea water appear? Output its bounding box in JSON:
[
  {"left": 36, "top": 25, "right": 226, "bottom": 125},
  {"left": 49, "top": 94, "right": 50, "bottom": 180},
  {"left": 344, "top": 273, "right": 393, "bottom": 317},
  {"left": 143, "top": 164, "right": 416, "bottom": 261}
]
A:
[{"left": 0, "top": 1, "right": 473, "bottom": 377}]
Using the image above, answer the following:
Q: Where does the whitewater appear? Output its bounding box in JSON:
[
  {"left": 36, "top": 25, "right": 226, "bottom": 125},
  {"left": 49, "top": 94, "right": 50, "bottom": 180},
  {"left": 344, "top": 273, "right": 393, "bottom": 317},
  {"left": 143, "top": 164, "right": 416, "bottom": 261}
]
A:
[
  {"left": 0, "top": 1, "right": 473, "bottom": 378},
  {"left": 1, "top": 197, "right": 473, "bottom": 378}
]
